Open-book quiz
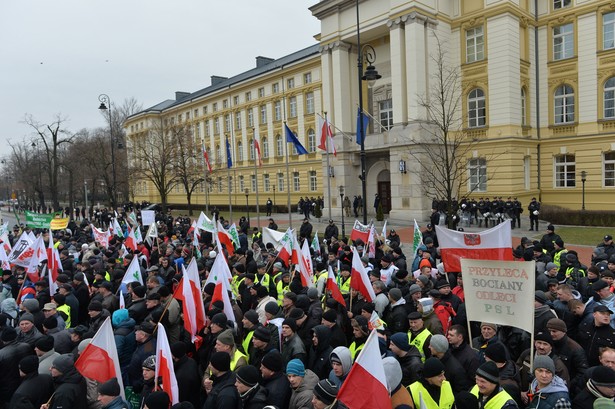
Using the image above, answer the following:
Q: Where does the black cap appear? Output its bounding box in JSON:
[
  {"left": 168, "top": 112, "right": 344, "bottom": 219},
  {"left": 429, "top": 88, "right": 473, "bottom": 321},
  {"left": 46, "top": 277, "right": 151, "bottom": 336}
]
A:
[{"left": 594, "top": 305, "right": 614, "bottom": 314}]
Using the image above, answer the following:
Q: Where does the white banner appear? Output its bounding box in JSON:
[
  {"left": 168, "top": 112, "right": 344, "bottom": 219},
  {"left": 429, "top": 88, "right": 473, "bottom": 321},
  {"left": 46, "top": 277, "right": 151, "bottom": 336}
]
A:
[
  {"left": 262, "top": 227, "right": 285, "bottom": 247},
  {"left": 141, "top": 210, "right": 155, "bottom": 226},
  {"left": 460, "top": 259, "right": 535, "bottom": 334}
]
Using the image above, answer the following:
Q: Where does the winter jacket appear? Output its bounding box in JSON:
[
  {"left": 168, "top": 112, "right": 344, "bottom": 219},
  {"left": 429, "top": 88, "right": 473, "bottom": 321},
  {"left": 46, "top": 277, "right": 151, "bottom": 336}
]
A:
[
  {"left": 450, "top": 342, "right": 480, "bottom": 380},
  {"left": 47, "top": 328, "right": 74, "bottom": 354},
  {"left": 49, "top": 367, "right": 88, "bottom": 409},
  {"left": 113, "top": 314, "right": 137, "bottom": 375},
  {"left": 127, "top": 335, "right": 156, "bottom": 388},
  {"left": 8, "top": 372, "right": 54, "bottom": 409},
  {"left": 307, "top": 325, "right": 333, "bottom": 379},
  {"left": 101, "top": 396, "right": 131, "bottom": 409},
  {"left": 84, "top": 309, "right": 110, "bottom": 338},
  {"left": 282, "top": 333, "right": 307, "bottom": 365},
  {"left": 203, "top": 371, "right": 241, "bottom": 409},
  {"left": 441, "top": 349, "right": 473, "bottom": 393},
  {"left": 16, "top": 326, "right": 44, "bottom": 348},
  {"left": 289, "top": 369, "right": 319, "bottom": 409},
  {"left": 527, "top": 376, "right": 571, "bottom": 409},
  {"left": 535, "top": 304, "right": 558, "bottom": 334},
  {"left": 386, "top": 300, "right": 410, "bottom": 334},
  {"left": 396, "top": 347, "right": 423, "bottom": 387},
  {"left": 577, "top": 321, "right": 615, "bottom": 366},
  {"left": 240, "top": 384, "right": 269, "bottom": 409},
  {"left": 174, "top": 355, "right": 201, "bottom": 408},
  {"left": 38, "top": 349, "right": 60, "bottom": 375},
  {"left": 262, "top": 371, "right": 292, "bottom": 409},
  {"left": 127, "top": 298, "right": 148, "bottom": 324},
  {"left": 0, "top": 339, "right": 33, "bottom": 403}
]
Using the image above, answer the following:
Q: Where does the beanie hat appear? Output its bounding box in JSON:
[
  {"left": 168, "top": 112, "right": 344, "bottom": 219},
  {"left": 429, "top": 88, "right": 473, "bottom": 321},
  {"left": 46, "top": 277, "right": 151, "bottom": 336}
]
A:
[
  {"left": 389, "top": 288, "right": 402, "bottom": 302},
  {"left": 142, "top": 355, "right": 156, "bottom": 371},
  {"left": 484, "top": 343, "right": 507, "bottom": 363},
  {"left": 476, "top": 361, "right": 500, "bottom": 384},
  {"left": 19, "top": 355, "right": 39, "bottom": 374},
  {"left": 545, "top": 262, "right": 558, "bottom": 272},
  {"left": 429, "top": 334, "right": 449, "bottom": 354},
  {"left": 170, "top": 341, "right": 187, "bottom": 358},
  {"left": 261, "top": 351, "right": 284, "bottom": 372},
  {"left": 52, "top": 354, "right": 74, "bottom": 374},
  {"left": 282, "top": 318, "right": 298, "bottom": 333},
  {"left": 289, "top": 307, "right": 305, "bottom": 321},
  {"left": 408, "top": 284, "right": 422, "bottom": 295},
  {"left": 98, "top": 377, "right": 121, "bottom": 396},
  {"left": 35, "top": 335, "right": 55, "bottom": 352},
  {"left": 546, "top": 318, "right": 568, "bottom": 333},
  {"left": 244, "top": 310, "right": 260, "bottom": 326},
  {"left": 591, "top": 366, "right": 615, "bottom": 387},
  {"left": 361, "top": 303, "right": 375, "bottom": 315},
  {"left": 253, "top": 326, "right": 271, "bottom": 343},
  {"left": 422, "top": 357, "right": 445, "bottom": 378},
  {"left": 22, "top": 298, "right": 39, "bottom": 312},
  {"left": 382, "top": 356, "right": 403, "bottom": 392},
  {"left": 390, "top": 332, "right": 411, "bottom": 352},
  {"left": 352, "top": 316, "right": 369, "bottom": 335},
  {"left": 1, "top": 326, "right": 17, "bottom": 342},
  {"left": 236, "top": 365, "right": 260, "bottom": 387},
  {"left": 307, "top": 287, "right": 319, "bottom": 301},
  {"left": 480, "top": 322, "right": 497, "bottom": 332},
  {"left": 535, "top": 331, "right": 554, "bottom": 346},
  {"left": 264, "top": 301, "right": 279, "bottom": 315},
  {"left": 216, "top": 329, "right": 235, "bottom": 346},
  {"left": 88, "top": 300, "right": 103, "bottom": 311},
  {"left": 209, "top": 351, "right": 231, "bottom": 372},
  {"left": 19, "top": 312, "right": 35, "bottom": 324},
  {"left": 322, "top": 309, "right": 337, "bottom": 323},
  {"left": 286, "top": 359, "right": 305, "bottom": 377},
  {"left": 533, "top": 355, "right": 555, "bottom": 374},
  {"left": 419, "top": 297, "right": 433, "bottom": 313},
  {"left": 211, "top": 313, "right": 228, "bottom": 327},
  {"left": 43, "top": 316, "right": 58, "bottom": 330},
  {"left": 313, "top": 379, "right": 338, "bottom": 405},
  {"left": 535, "top": 290, "right": 548, "bottom": 305},
  {"left": 144, "top": 391, "right": 171, "bottom": 409}
]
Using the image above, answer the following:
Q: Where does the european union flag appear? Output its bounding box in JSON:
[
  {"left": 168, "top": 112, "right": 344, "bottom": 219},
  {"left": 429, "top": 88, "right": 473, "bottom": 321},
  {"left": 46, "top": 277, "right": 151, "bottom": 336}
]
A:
[
  {"left": 356, "top": 107, "right": 369, "bottom": 145},
  {"left": 225, "top": 138, "right": 233, "bottom": 168},
  {"left": 284, "top": 124, "right": 308, "bottom": 155}
]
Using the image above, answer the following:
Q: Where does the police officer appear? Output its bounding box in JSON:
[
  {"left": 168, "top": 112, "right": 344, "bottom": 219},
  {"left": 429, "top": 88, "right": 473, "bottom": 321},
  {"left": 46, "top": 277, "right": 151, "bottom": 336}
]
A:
[
  {"left": 513, "top": 197, "right": 522, "bottom": 229},
  {"left": 528, "top": 197, "right": 540, "bottom": 231}
]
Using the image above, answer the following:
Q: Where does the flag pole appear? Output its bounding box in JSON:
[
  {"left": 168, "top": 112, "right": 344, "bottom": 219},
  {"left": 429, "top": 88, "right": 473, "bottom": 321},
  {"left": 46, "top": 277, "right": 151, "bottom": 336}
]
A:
[
  {"left": 226, "top": 134, "right": 233, "bottom": 223},
  {"left": 252, "top": 127, "right": 260, "bottom": 229},
  {"left": 284, "top": 121, "right": 291, "bottom": 229},
  {"left": 324, "top": 111, "right": 332, "bottom": 221},
  {"left": 202, "top": 140, "right": 210, "bottom": 215}
]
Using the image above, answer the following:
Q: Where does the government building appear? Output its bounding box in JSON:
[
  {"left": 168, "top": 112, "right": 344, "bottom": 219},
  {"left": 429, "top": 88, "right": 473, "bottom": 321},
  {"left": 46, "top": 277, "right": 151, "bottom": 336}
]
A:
[{"left": 125, "top": 0, "right": 615, "bottom": 220}]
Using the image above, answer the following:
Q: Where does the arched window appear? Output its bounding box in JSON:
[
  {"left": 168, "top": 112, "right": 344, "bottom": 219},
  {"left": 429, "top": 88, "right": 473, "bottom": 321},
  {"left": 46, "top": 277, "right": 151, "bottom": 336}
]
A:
[
  {"left": 605, "top": 77, "right": 615, "bottom": 119},
  {"left": 307, "top": 128, "right": 316, "bottom": 153},
  {"left": 468, "top": 88, "right": 486, "bottom": 128},
  {"left": 237, "top": 141, "right": 243, "bottom": 161},
  {"left": 249, "top": 139, "right": 255, "bottom": 160},
  {"left": 554, "top": 84, "right": 574, "bottom": 124},
  {"left": 276, "top": 135, "right": 283, "bottom": 157},
  {"left": 262, "top": 137, "right": 269, "bottom": 158}
]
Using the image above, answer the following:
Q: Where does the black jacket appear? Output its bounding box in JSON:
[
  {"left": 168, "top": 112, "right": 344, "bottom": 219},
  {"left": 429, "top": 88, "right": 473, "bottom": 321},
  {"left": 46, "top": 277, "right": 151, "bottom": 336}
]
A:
[
  {"left": 241, "top": 384, "right": 269, "bottom": 409},
  {"left": 49, "top": 367, "right": 88, "bottom": 409},
  {"left": 577, "top": 321, "right": 615, "bottom": 366},
  {"left": 174, "top": 355, "right": 201, "bottom": 408},
  {"left": 441, "top": 349, "right": 473, "bottom": 393},
  {"left": 386, "top": 302, "right": 409, "bottom": 334},
  {"left": 9, "top": 372, "right": 55, "bottom": 409},
  {"left": 307, "top": 325, "right": 333, "bottom": 379},
  {"left": 262, "top": 371, "right": 292, "bottom": 409},
  {"left": 203, "top": 371, "right": 241, "bottom": 409},
  {"left": 0, "top": 339, "right": 33, "bottom": 403},
  {"left": 397, "top": 347, "right": 423, "bottom": 387},
  {"left": 449, "top": 342, "right": 480, "bottom": 380},
  {"left": 127, "top": 298, "right": 148, "bottom": 324}
]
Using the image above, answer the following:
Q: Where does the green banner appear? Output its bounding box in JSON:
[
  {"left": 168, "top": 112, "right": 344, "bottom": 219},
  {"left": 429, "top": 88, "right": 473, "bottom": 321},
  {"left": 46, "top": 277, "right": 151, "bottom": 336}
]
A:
[{"left": 24, "top": 210, "right": 62, "bottom": 229}]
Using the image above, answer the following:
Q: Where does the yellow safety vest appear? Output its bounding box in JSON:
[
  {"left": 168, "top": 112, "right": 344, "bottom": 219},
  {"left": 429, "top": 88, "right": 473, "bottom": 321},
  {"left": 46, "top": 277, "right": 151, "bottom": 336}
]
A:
[
  {"left": 232, "top": 276, "right": 245, "bottom": 298},
  {"left": 255, "top": 273, "right": 270, "bottom": 289},
  {"left": 230, "top": 348, "right": 248, "bottom": 371},
  {"left": 57, "top": 304, "right": 71, "bottom": 328},
  {"left": 276, "top": 281, "right": 289, "bottom": 306},
  {"left": 349, "top": 341, "right": 364, "bottom": 361},
  {"left": 314, "top": 270, "right": 328, "bottom": 286},
  {"left": 409, "top": 380, "right": 454, "bottom": 409},
  {"left": 338, "top": 276, "right": 351, "bottom": 295},
  {"left": 408, "top": 328, "right": 432, "bottom": 362},
  {"left": 470, "top": 385, "right": 516, "bottom": 409},
  {"left": 553, "top": 249, "right": 567, "bottom": 268},
  {"left": 242, "top": 329, "right": 254, "bottom": 358}
]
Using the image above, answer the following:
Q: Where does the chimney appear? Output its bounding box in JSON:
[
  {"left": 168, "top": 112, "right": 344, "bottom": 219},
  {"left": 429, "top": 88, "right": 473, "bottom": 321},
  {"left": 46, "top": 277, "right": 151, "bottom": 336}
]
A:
[
  {"left": 256, "top": 56, "right": 274, "bottom": 68},
  {"left": 211, "top": 76, "right": 228, "bottom": 86},
  {"left": 175, "top": 91, "right": 190, "bottom": 101}
]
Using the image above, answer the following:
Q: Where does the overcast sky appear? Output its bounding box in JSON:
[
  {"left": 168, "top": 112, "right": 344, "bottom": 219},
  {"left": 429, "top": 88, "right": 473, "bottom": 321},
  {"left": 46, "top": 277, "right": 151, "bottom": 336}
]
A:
[{"left": 0, "top": 1, "right": 320, "bottom": 157}]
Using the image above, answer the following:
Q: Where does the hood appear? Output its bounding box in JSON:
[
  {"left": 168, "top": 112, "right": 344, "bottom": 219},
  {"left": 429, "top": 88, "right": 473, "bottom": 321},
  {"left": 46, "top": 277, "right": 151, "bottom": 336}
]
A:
[
  {"left": 383, "top": 356, "right": 402, "bottom": 392},
  {"left": 330, "top": 346, "right": 353, "bottom": 377},
  {"left": 295, "top": 369, "right": 319, "bottom": 393},
  {"left": 312, "top": 325, "right": 332, "bottom": 352},
  {"left": 0, "top": 298, "right": 17, "bottom": 318},
  {"left": 112, "top": 308, "right": 130, "bottom": 327},
  {"left": 530, "top": 374, "right": 568, "bottom": 394},
  {"left": 116, "top": 317, "right": 136, "bottom": 330}
]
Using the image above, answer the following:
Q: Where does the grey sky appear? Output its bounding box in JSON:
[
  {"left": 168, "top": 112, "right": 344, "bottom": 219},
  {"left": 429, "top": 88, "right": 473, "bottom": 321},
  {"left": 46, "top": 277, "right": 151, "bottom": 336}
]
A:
[{"left": 0, "top": 1, "right": 320, "bottom": 156}]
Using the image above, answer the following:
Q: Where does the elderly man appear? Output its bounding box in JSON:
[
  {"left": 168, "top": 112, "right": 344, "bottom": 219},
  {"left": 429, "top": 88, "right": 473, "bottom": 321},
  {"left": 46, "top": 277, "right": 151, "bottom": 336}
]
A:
[{"left": 97, "top": 378, "right": 130, "bottom": 409}]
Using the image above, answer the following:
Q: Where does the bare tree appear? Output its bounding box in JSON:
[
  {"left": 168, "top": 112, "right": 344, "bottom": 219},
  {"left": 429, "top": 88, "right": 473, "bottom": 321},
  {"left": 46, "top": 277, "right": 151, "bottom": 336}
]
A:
[
  {"left": 173, "top": 124, "right": 204, "bottom": 215},
  {"left": 408, "top": 35, "right": 501, "bottom": 227}
]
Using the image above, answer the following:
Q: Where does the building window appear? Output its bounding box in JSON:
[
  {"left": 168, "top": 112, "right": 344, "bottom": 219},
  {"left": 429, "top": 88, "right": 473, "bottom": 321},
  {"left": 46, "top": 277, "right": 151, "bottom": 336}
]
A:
[
  {"left": 468, "top": 88, "right": 486, "bottom": 128},
  {"left": 215, "top": 145, "right": 221, "bottom": 165},
  {"left": 605, "top": 152, "right": 615, "bottom": 187},
  {"left": 272, "top": 83, "right": 279, "bottom": 93},
  {"left": 263, "top": 174, "right": 270, "bottom": 192},
  {"left": 239, "top": 176, "right": 245, "bottom": 192},
  {"left": 304, "top": 72, "right": 312, "bottom": 84},
  {"left": 224, "top": 114, "right": 231, "bottom": 132},
  {"left": 287, "top": 78, "right": 295, "bottom": 89},
  {"left": 293, "top": 172, "right": 300, "bottom": 191},
  {"left": 249, "top": 139, "right": 255, "bottom": 160},
  {"left": 233, "top": 96, "right": 239, "bottom": 105},
  {"left": 605, "top": 13, "right": 615, "bottom": 50},
  {"left": 204, "top": 120, "right": 210, "bottom": 137},
  {"left": 524, "top": 156, "right": 531, "bottom": 190},
  {"left": 194, "top": 109, "right": 199, "bottom": 118},
  {"left": 262, "top": 137, "right": 269, "bottom": 158},
  {"left": 468, "top": 158, "right": 487, "bottom": 192},
  {"left": 553, "top": 23, "right": 574, "bottom": 60},
  {"left": 555, "top": 154, "right": 576, "bottom": 187},
  {"left": 289, "top": 96, "right": 297, "bottom": 118},
  {"left": 203, "top": 106, "right": 208, "bottom": 115},
  {"left": 466, "top": 26, "right": 484, "bottom": 63},
  {"left": 247, "top": 108, "right": 254, "bottom": 127},
  {"left": 217, "top": 177, "right": 223, "bottom": 193},
  {"left": 245, "top": 92, "right": 251, "bottom": 102},
  {"left": 223, "top": 99, "right": 228, "bottom": 109},
  {"left": 307, "top": 128, "right": 316, "bottom": 153},
  {"left": 277, "top": 173, "right": 285, "bottom": 192},
  {"left": 260, "top": 105, "right": 267, "bottom": 124},
  {"left": 276, "top": 134, "right": 283, "bottom": 157},
  {"left": 214, "top": 118, "right": 220, "bottom": 134},
  {"left": 521, "top": 88, "right": 527, "bottom": 126},
  {"left": 379, "top": 99, "right": 393, "bottom": 131},
  {"left": 309, "top": 171, "right": 317, "bottom": 191},
  {"left": 213, "top": 103, "right": 218, "bottom": 112},
  {"left": 605, "top": 78, "right": 615, "bottom": 119},
  {"left": 194, "top": 123, "right": 200, "bottom": 139},
  {"left": 235, "top": 112, "right": 241, "bottom": 130},
  {"left": 274, "top": 101, "right": 282, "bottom": 121},
  {"left": 553, "top": 0, "right": 571, "bottom": 10},
  {"left": 237, "top": 141, "right": 243, "bottom": 161},
  {"left": 251, "top": 175, "right": 257, "bottom": 192},
  {"left": 305, "top": 92, "right": 314, "bottom": 114},
  {"left": 554, "top": 84, "right": 574, "bottom": 124},
  {"left": 258, "top": 87, "right": 265, "bottom": 98}
]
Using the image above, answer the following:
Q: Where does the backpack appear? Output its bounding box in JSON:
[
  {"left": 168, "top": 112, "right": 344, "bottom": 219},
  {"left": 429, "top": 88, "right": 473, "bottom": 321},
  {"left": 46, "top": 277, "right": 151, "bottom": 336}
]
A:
[{"left": 434, "top": 301, "right": 456, "bottom": 333}]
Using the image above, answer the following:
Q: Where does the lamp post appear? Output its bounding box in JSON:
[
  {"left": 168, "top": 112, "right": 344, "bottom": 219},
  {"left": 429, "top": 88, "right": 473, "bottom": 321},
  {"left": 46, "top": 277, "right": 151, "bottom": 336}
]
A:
[
  {"left": 339, "top": 186, "right": 346, "bottom": 238},
  {"left": 245, "top": 188, "right": 250, "bottom": 222},
  {"left": 98, "top": 94, "right": 117, "bottom": 210},
  {"left": 581, "top": 170, "right": 587, "bottom": 210},
  {"left": 84, "top": 180, "right": 89, "bottom": 211},
  {"left": 356, "top": 0, "right": 381, "bottom": 224}
]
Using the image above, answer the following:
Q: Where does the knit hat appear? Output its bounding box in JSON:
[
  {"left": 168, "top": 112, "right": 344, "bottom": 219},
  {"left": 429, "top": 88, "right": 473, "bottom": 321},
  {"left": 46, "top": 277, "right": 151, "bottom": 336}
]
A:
[
  {"left": 142, "top": 355, "right": 156, "bottom": 371},
  {"left": 545, "top": 262, "right": 558, "bottom": 272},
  {"left": 171, "top": 341, "right": 187, "bottom": 358},
  {"left": 264, "top": 301, "right": 279, "bottom": 315},
  {"left": 422, "top": 357, "right": 445, "bottom": 378},
  {"left": 429, "top": 334, "right": 449, "bottom": 353},
  {"left": 98, "top": 378, "right": 121, "bottom": 396},
  {"left": 390, "top": 332, "right": 411, "bottom": 352},
  {"left": 591, "top": 366, "right": 615, "bottom": 387},
  {"left": 418, "top": 297, "right": 433, "bottom": 313},
  {"left": 19, "top": 312, "right": 35, "bottom": 323},
  {"left": 361, "top": 303, "right": 375, "bottom": 315},
  {"left": 88, "top": 300, "right": 103, "bottom": 311},
  {"left": 313, "top": 379, "right": 338, "bottom": 405},
  {"left": 286, "top": 359, "right": 305, "bottom": 377},
  {"left": 535, "top": 290, "right": 548, "bottom": 305},
  {"left": 43, "top": 316, "right": 58, "bottom": 330},
  {"left": 253, "top": 326, "right": 271, "bottom": 343},
  {"left": 533, "top": 355, "right": 555, "bottom": 374},
  {"left": 22, "top": 298, "right": 39, "bottom": 312},
  {"left": 480, "top": 322, "right": 497, "bottom": 332},
  {"left": 289, "top": 307, "right": 305, "bottom": 321},
  {"left": 35, "top": 335, "right": 55, "bottom": 352},
  {"left": 144, "top": 391, "right": 171, "bottom": 409},
  {"left": 236, "top": 365, "right": 260, "bottom": 387},
  {"left": 484, "top": 343, "right": 507, "bottom": 363},
  {"left": 261, "top": 351, "right": 284, "bottom": 372},
  {"left": 244, "top": 310, "right": 260, "bottom": 327},
  {"left": 389, "top": 288, "right": 402, "bottom": 302},
  {"left": 1, "top": 327, "right": 17, "bottom": 342},
  {"left": 136, "top": 321, "right": 156, "bottom": 335},
  {"left": 476, "top": 361, "right": 500, "bottom": 384},
  {"left": 209, "top": 351, "right": 231, "bottom": 372},
  {"left": 19, "top": 355, "right": 39, "bottom": 374},
  {"left": 322, "top": 309, "right": 337, "bottom": 323},
  {"left": 52, "top": 354, "right": 74, "bottom": 374},
  {"left": 307, "top": 287, "right": 319, "bottom": 301},
  {"left": 535, "top": 331, "right": 554, "bottom": 346},
  {"left": 211, "top": 312, "right": 228, "bottom": 327},
  {"left": 546, "top": 318, "right": 567, "bottom": 333},
  {"left": 282, "top": 318, "right": 298, "bottom": 333},
  {"left": 216, "top": 329, "right": 235, "bottom": 346}
]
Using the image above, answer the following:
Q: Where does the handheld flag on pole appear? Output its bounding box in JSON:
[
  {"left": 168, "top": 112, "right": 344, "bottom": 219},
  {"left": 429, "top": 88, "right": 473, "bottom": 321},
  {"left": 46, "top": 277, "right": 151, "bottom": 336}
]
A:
[
  {"left": 155, "top": 323, "right": 180, "bottom": 404},
  {"left": 284, "top": 124, "right": 308, "bottom": 155},
  {"left": 412, "top": 219, "right": 423, "bottom": 257},
  {"left": 356, "top": 107, "right": 370, "bottom": 145}
]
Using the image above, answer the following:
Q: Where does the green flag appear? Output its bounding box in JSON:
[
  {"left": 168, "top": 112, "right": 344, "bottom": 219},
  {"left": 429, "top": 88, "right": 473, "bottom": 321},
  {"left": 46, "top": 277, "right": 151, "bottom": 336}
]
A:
[{"left": 412, "top": 219, "right": 423, "bottom": 257}]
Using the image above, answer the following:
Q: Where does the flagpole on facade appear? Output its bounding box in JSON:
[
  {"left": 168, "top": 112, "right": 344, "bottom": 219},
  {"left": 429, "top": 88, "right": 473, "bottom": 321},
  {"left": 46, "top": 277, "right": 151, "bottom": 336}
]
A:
[
  {"left": 283, "top": 121, "right": 292, "bottom": 229},
  {"left": 201, "top": 140, "right": 210, "bottom": 215},
  {"left": 324, "top": 111, "right": 332, "bottom": 220},
  {"left": 252, "top": 127, "right": 260, "bottom": 228}
]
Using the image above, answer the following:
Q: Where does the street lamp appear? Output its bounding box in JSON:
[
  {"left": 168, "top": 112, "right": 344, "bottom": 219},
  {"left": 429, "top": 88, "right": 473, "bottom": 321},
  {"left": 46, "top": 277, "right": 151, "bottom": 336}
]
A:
[
  {"left": 84, "top": 180, "right": 89, "bottom": 211},
  {"left": 581, "top": 170, "right": 587, "bottom": 210},
  {"left": 356, "top": 0, "right": 381, "bottom": 224},
  {"left": 245, "top": 188, "right": 250, "bottom": 221},
  {"left": 98, "top": 94, "right": 117, "bottom": 210},
  {"left": 339, "top": 186, "right": 346, "bottom": 238}
]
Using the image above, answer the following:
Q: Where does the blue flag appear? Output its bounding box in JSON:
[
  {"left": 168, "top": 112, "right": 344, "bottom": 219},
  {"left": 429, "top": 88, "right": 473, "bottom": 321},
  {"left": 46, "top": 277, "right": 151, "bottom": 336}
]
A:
[
  {"left": 284, "top": 124, "right": 308, "bottom": 155},
  {"left": 226, "top": 138, "right": 233, "bottom": 168},
  {"left": 356, "top": 107, "right": 369, "bottom": 145}
]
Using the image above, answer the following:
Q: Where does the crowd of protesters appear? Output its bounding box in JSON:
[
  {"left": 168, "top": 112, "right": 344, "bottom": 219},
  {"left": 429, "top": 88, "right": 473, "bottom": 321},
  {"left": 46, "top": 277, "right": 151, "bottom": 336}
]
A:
[{"left": 0, "top": 204, "right": 615, "bottom": 409}]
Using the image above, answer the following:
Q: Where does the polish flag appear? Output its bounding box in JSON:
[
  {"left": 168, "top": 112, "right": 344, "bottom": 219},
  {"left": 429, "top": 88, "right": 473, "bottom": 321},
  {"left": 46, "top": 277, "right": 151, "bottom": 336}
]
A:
[
  {"left": 0, "top": 244, "right": 10, "bottom": 271},
  {"left": 175, "top": 259, "right": 206, "bottom": 342},
  {"left": 293, "top": 236, "right": 313, "bottom": 287},
  {"left": 202, "top": 143, "right": 213, "bottom": 172},
  {"left": 436, "top": 220, "right": 513, "bottom": 272},
  {"left": 326, "top": 265, "right": 346, "bottom": 307},
  {"left": 351, "top": 247, "right": 376, "bottom": 302},
  {"left": 301, "top": 238, "right": 313, "bottom": 279},
  {"left": 365, "top": 225, "right": 376, "bottom": 258},
  {"left": 350, "top": 220, "right": 370, "bottom": 243},
  {"left": 26, "top": 236, "right": 48, "bottom": 283},
  {"left": 155, "top": 323, "right": 180, "bottom": 404},
  {"left": 254, "top": 128, "right": 263, "bottom": 166},
  {"left": 91, "top": 224, "right": 111, "bottom": 248},
  {"left": 125, "top": 225, "right": 137, "bottom": 252},
  {"left": 276, "top": 228, "right": 294, "bottom": 267},
  {"left": 338, "top": 329, "right": 389, "bottom": 409},
  {"left": 216, "top": 220, "right": 235, "bottom": 257},
  {"left": 317, "top": 115, "right": 336, "bottom": 156},
  {"left": 75, "top": 317, "right": 125, "bottom": 398},
  {"left": 47, "top": 231, "right": 62, "bottom": 295},
  {"left": 206, "top": 252, "right": 236, "bottom": 323}
]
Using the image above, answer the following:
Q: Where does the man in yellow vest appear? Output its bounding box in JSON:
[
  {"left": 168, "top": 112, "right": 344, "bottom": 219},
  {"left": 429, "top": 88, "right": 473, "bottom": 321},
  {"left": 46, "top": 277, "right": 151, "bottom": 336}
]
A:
[
  {"left": 407, "top": 357, "right": 454, "bottom": 409},
  {"left": 471, "top": 361, "right": 519, "bottom": 409},
  {"left": 407, "top": 311, "right": 432, "bottom": 362},
  {"left": 215, "top": 328, "right": 247, "bottom": 371},
  {"left": 241, "top": 310, "right": 259, "bottom": 360}
]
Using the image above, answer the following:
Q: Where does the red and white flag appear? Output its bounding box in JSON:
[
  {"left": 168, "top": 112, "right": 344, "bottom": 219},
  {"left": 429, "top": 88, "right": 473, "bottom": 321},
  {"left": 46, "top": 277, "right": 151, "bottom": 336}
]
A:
[
  {"left": 75, "top": 317, "right": 125, "bottom": 398},
  {"left": 350, "top": 220, "right": 370, "bottom": 243},
  {"left": 176, "top": 259, "right": 206, "bottom": 342},
  {"left": 0, "top": 231, "right": 12, "bottom": 255},
  {"left": 202, "top": 142, "right": 213, "bottom": 172},
  {"left": 8, "top": 232, "right": 33, "bottom": 267},
  {"left": 276, "top": 228, "right": 294, "bottom": 267},
  {"left": 125, "top": 225, "right": 138, "bottom": 252},
  {"left": 326, "top": 265, "right": 346, "bottom": 307},
  {"left": 317, "top": 115, "right": 336, "bottom": 156},
  {"left": 0, "top": 244, "right": 10, "bottom": 271},
  {"left": 47, "top": 231, "right": 62, "bottom": 295},
  {"left": 338, "top": 329, "right": 389, "bottom": 409},
  {"left": 253, "top": 128, "right": 263, "bottom": 166},
  {"left": 351, "top": 247, "right": 376, "bottom": 302},
  {"left": 155, "top": 323, "right": 180, "bottom": 405},
  {"left": 293, "top": 236, "right": 313, "bottom": 287},
  {"left": 216, "top": 220, "right": 235, "bottom": 257},
  {"left": 365, "top": 225, "right": 376, "bottom": 258},
  {"left": 436, "top": 220, "right": 513, "bottom": 272},
  {"left": 26, "top": 236, "right": 47, "bottom": 283},
  {"left": 91, "top": 224, "right": 111, "bottom": 249},
  {"left": 206, "top": 252, "right": 236, "bottom": 323}
]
